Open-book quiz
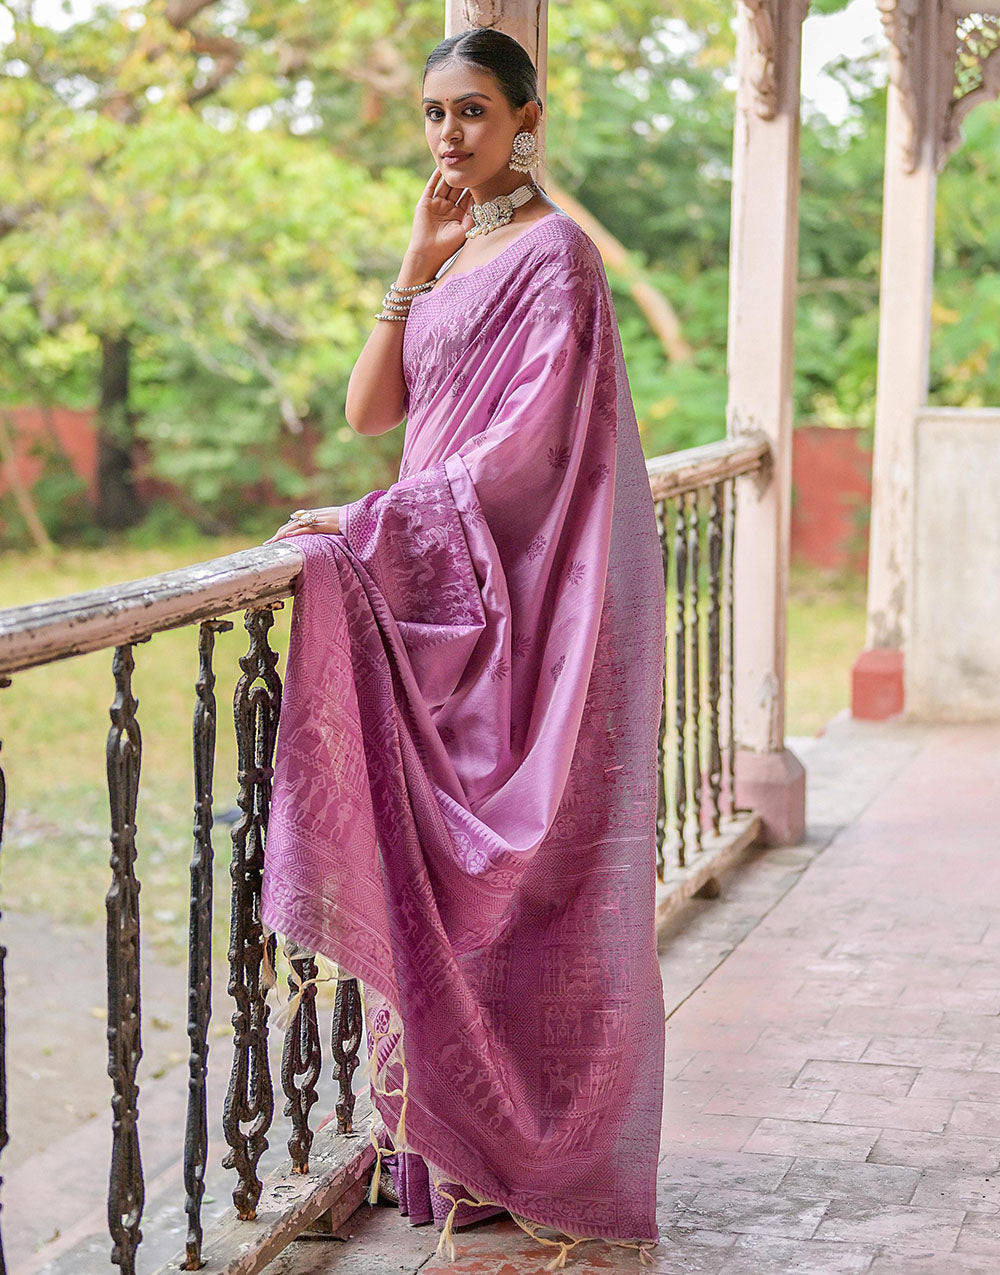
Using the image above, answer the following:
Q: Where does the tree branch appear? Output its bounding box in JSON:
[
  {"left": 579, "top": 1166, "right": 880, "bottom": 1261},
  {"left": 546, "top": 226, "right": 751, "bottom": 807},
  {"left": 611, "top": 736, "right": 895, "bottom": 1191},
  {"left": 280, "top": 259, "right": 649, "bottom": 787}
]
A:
[
  {"left": 164, "top": 0, "right": 220, "bottom": 28},
  {"left": 544, "top": 180, "right": 692, "bottom": 363}
]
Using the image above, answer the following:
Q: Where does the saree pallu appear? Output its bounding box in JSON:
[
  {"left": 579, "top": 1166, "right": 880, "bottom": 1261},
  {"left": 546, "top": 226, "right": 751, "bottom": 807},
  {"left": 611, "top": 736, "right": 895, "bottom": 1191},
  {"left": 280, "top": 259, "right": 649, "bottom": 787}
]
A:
[{"left": 262, "top": 212, "right": 666, "bottom": 1248}]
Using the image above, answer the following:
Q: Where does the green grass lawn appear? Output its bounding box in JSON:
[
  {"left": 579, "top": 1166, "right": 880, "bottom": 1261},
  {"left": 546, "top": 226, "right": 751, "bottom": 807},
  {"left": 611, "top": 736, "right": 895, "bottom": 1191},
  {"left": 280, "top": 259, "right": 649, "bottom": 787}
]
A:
[
  {"left": 786, "top": 562, "right": 867, "bottom": 738},
  {"left": 0, "top": 540, "right": 866, "bottom": 959}
]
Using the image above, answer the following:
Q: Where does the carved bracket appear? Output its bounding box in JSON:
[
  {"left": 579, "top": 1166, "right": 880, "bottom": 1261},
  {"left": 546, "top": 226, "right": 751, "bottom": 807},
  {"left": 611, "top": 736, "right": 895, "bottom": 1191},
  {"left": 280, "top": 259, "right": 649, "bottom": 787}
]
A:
[
  {"left": 741, "top": 0, "right": 810, "bottom": 121},
  {"left": 942, "top": 12, "right": 1000, "bottom": 160},
  {"left": 744, "top": 0, "right": 779, "bottom": 119},
  {"left": 880, "top": 3, "right": 1000, "bottom": 171}
]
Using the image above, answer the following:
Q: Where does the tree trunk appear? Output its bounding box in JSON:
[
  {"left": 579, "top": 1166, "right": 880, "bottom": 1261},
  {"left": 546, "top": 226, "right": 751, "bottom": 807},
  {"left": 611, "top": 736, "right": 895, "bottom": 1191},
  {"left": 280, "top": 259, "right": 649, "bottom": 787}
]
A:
[{"left": 96, "top": 334, "right": 143, "bottom": 529}]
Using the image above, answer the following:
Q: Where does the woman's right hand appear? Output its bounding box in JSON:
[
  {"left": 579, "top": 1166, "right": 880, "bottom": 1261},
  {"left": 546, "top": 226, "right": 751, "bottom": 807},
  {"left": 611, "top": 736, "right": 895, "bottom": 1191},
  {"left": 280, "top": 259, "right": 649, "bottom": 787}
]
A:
[{"left": 407, "top": 167, "right": 473, "bottom": 265}]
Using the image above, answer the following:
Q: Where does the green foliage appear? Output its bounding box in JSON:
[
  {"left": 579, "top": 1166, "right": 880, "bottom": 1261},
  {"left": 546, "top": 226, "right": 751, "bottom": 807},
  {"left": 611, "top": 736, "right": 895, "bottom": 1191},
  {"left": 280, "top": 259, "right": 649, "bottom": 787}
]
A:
[
  {"left": 930, "top": 99, "right": 1000, "bottom": 407},
  {"left": 544, "top": 17, "right": 736, "bottom": 448},
  {"left": 3, "top": 0, "right": 1000, "bottom": 533},
  {"left": 121, "top": 498, "right": 213, "bottom": 550},
  {"left": 795, "top": 54, "right": 887, "bottom": 429}
]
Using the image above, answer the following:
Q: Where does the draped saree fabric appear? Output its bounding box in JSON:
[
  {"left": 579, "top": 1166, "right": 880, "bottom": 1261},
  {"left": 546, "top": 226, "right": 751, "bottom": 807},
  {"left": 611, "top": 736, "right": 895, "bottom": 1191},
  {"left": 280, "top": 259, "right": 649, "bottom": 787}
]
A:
[{"left": 262, "top": 212, "right": 666, "bottom": 1245}]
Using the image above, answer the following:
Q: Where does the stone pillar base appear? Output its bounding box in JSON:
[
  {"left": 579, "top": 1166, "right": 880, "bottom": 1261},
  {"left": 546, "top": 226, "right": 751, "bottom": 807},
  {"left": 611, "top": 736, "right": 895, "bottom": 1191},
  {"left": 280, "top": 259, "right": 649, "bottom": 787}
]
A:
[
  {"left": 734, "top": 747, "right": 806, "bottom": 847},
  {"left": 851, "top": 647, "right": 904, "bottom": 720}
]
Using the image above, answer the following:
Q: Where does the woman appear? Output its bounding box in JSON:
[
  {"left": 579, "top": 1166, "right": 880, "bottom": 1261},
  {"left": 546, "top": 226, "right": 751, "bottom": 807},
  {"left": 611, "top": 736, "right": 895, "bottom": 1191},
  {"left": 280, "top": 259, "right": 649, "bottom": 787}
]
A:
[{"left": 262, "top": 27, "right": 665, "bottom": 1266}]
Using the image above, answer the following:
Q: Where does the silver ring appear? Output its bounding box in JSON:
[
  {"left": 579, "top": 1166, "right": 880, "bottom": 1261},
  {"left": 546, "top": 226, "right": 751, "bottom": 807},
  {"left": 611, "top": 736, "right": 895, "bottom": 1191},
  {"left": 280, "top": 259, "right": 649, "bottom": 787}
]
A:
[{"left": 290, "top": 509, "right": 319, "bottom": 526}]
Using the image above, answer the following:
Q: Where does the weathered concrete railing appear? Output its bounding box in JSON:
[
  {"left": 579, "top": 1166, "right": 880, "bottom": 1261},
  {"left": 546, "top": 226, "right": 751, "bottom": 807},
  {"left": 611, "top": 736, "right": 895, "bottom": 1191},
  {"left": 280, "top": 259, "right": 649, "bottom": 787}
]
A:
[{"left": 0, "top": 434, "right": 768, "bottom": 1272}]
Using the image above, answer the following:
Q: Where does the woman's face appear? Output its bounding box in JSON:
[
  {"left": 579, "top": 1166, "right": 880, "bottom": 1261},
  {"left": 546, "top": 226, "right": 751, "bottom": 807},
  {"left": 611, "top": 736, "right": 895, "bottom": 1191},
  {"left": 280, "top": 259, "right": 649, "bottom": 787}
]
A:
[{"left": 422, "top": 60, "right": 535, "bottom": 188}]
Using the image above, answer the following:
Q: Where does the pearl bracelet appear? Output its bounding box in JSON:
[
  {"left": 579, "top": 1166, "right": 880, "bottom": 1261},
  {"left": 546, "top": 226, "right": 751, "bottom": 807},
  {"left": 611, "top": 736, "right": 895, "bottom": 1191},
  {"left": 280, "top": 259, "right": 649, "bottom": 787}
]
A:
[
  {"left": 373, "top": 277, "right": 434, "bottom": 322},
  {"left": 389, "top": 279, "right": 434, "bottom": 294}
]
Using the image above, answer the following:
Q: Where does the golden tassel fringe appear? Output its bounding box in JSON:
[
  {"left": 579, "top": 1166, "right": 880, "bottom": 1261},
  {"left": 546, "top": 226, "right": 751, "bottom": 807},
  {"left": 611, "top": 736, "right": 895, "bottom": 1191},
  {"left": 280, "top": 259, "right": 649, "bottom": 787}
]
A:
[
  {"left": 358, "top": 983, "right": 658, "bottom": 1269},
  {"left": 272, "top": 955, "right": 339, "bottom": 1033},
  {"left": 367, "top": 1124, "right": 384, "bottom": 1206},
  {"left": 433, "top": 1188, "right": 486, "bottom": 1263}
]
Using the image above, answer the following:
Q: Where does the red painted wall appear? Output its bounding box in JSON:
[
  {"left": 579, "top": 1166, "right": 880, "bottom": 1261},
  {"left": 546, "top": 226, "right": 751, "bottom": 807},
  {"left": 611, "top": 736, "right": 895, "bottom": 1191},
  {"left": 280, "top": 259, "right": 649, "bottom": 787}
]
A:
[
  {"left": 2, "top": 408, "right": 875, "bottom": 574},
  {"left": 0, "top": 405, "right": 99, "bottom": 501},
  {"left": 791, "top": 424, "right": 872, "bottom": 575}
]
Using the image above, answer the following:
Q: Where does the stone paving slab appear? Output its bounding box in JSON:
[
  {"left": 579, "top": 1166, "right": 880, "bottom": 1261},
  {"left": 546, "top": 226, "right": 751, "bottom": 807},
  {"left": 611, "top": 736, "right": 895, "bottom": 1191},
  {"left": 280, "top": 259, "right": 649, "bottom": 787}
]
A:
[
  {"left": 12, "top": 716, "right": 1000, "bottom": 1273},
  {"left": 261, "top": 717, "right": 1000, "bottom": 1273}
]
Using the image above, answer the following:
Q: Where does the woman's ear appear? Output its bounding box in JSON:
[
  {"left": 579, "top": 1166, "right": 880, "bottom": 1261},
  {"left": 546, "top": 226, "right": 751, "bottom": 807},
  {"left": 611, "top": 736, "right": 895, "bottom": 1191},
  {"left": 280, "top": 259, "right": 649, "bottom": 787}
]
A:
[{"left": 521, "top": 100, "right": 541, "bottom": 134}]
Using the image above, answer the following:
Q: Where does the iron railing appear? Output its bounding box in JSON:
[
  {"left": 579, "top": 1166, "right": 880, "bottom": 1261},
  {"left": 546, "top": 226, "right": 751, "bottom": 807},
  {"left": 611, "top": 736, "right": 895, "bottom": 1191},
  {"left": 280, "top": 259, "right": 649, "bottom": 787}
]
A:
[
  {"left": 647, "top": 434, "right": 769, "bottom": 875},
  {"left": 0, "top": 433, "right": 768, "bottom": 1272}
]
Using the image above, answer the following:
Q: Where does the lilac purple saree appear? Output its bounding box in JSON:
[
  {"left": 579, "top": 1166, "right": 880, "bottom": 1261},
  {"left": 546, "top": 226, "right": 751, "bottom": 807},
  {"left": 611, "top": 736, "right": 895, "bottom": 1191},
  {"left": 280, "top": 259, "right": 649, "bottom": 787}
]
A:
[{"left": 262, "top": 212, "right": 666, "bottom": 1249}]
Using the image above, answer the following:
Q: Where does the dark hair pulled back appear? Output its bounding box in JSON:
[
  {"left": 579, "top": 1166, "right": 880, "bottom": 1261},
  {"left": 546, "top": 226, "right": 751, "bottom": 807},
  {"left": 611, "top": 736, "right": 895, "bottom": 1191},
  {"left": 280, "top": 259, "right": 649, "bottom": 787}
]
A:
[{"left": 423, "top": 28, "right": 542, "bottom": 112}]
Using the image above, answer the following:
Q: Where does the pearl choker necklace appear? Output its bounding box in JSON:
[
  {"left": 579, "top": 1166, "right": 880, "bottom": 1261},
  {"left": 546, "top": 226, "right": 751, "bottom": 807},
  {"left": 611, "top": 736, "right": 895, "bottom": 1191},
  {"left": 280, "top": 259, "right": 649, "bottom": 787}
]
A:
[{"left": 466, "top": 183, "right": 538, "bottom": 239}]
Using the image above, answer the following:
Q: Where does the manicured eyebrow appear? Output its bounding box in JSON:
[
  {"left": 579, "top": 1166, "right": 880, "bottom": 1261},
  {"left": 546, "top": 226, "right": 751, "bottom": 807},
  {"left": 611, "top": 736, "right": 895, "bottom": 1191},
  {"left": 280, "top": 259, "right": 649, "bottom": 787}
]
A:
[{"left": 421, "top": 92, "right": 493, "bottom": 104}]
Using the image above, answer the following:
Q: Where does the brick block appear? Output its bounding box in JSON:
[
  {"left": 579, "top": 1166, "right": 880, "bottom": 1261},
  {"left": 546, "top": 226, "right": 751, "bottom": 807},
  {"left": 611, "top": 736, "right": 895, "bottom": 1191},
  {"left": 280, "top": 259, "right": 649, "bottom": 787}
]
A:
[
  {"left": 861, "top": 1035, "right": 981, "bottom": 1070},
  {"left": 911, "top": 1168, "right": 1000, "bottom": 1214},
  {"left": 723, "top": 1234, "right": 877, "bottom": 1273},
  {"left": 703, "top": 1084, "right": 835, "bottom": 1123},
  {"left": 910, "top": 1068, "right": 1000, "bottom": 1104}
]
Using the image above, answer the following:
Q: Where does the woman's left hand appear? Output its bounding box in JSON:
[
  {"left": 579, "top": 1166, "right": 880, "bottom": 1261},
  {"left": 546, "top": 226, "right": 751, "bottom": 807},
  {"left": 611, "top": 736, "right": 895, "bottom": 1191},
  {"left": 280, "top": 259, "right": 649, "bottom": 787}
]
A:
[{"left": 264, "top": 506, "right": 341, "bottom": 544}]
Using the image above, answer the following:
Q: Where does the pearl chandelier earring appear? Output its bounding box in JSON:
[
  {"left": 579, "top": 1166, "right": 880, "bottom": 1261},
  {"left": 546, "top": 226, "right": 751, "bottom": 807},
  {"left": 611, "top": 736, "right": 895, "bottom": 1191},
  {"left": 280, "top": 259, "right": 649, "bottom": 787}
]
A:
[{"left": 509, "top": 131, "right": 540, "bottom": 173}]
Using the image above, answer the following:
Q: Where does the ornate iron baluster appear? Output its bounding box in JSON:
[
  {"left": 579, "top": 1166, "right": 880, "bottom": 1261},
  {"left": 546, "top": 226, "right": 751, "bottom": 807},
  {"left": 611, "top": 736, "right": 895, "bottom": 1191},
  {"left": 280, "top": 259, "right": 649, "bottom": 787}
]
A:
[
  {"left": 223, "top": 605, "right": 282, "bottom": 1220},
  {"left": 0, "top": 677, "right": 10, "bottom": 1275},
  {"left": 706, "top": 483, "right": 724, "bottom": 835},
  {"left": 726, "top": 478, "right": 737, "bottom": 815},
  {"left": 106, "top": 645, "right": 144, "bottom": 1274},
  {"left": 281, "top": 950, "right": 321, "bottom": 1172},
  {"left": 688, "top": 490, "right": 703, "bottom": 856},
  {"left": 673, "top": 495, "right": 688, "bottom": 868},
  {"left": 182, "top": 619, "right": 232, "bottom": 1269},
  {"left": 654, "top": 499, "right": 670, "bottom": 880},
  {"left": 331, "top": 976, "right": 363, "bottom": 1134}
]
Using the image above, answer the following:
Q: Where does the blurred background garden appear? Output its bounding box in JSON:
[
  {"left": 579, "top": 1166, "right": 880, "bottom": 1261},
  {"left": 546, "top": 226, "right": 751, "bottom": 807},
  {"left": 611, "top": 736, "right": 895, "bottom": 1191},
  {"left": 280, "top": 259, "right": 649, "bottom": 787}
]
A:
[{"left": 2, "top": 0, "right": 1000, "bottom": 960}]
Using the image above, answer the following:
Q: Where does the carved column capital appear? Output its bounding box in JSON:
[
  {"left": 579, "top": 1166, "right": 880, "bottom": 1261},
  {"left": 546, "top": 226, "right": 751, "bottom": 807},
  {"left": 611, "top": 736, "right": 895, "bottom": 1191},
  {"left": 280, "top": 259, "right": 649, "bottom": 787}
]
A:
[
  {"left": 877, "top": 0, "right": 925, "bottom": 171},
  {"left": 741, "top": 0, "right": 810, "bottom": 121},
  {"left": 461, "top": 0, "right": 502, "bottom": 26}
]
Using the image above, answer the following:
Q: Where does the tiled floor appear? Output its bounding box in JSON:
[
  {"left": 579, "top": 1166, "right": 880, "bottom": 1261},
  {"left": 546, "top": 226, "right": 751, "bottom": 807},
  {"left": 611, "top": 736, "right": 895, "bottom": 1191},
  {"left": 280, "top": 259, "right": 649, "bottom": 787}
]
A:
[{"left": 271, "top": 717, "right": 1000, "bottom": 1273}]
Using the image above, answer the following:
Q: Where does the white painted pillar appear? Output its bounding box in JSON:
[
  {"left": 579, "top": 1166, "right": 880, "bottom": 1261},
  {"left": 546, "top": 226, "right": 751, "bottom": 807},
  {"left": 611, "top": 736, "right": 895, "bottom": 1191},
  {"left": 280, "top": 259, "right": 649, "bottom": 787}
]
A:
[
  {"left": 852, "top": 1, "right": 940, "bottom": 719},
  {"left": 727, "top": 0, "right": 806, "bottom": 846}
]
